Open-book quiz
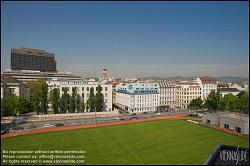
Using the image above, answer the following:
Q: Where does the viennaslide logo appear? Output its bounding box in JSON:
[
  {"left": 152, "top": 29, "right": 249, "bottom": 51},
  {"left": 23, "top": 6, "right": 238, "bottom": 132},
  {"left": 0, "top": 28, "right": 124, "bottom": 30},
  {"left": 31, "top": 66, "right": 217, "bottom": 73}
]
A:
[{"left": 205, "top": 144, "right": 249, "bottom": 165}]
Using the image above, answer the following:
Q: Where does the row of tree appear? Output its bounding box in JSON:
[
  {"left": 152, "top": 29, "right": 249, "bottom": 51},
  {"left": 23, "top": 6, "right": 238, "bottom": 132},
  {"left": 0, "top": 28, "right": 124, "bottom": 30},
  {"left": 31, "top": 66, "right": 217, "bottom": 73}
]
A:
[
  {"left": 50, "top": 84, "right": 104, "bottom": 114},
  {"left": 188, "top": 90, "right": 249, "bottom": 114},
  {"left": 1, "top": 80, "right": 105, "bottom": 116}
]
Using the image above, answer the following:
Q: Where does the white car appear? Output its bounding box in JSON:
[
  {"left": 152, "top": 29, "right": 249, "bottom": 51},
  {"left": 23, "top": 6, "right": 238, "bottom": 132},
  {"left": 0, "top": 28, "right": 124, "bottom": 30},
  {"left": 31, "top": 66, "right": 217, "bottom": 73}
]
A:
[
  {"left": 43, "top": 124, "right": 54, "bottom": 128},
  {"left": 156, "top": 113, "right": 161, "bottom": 116}
]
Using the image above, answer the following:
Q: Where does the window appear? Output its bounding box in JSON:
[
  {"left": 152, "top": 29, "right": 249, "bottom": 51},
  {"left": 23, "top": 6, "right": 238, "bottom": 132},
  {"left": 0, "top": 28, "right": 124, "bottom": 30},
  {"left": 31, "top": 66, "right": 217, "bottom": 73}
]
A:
[
  {"left": 235, "top": 127, "right": 241, "bottom": 133},
  {"left": 82, "top": 93, "right": 84, "bottom": 98},
  {"left": 105, "top": 87, "right": 108, "bottom": 91},
  {"left": 87, "top": 87, "right": 89, "bottom": 91},
  {"left": 105, "top": 99, "right": 107, "bottom": 103},
  {"left": 206, "top": 119, "right": 210, "bottom": 124},
  {"left": 96, "top": 87, "right": 98, "bottom": 91},
  {"left": 82, "top": 87, "right": 84, "bottom": 91},
  {"left": 10, "top": 88, "right": 15, "bottom": 93},
  {"left": 224, "top": 124, "right": 229, "bottom": 129},
  {"left": 105, "top": 93, "right": 108, "bottom": 97}
]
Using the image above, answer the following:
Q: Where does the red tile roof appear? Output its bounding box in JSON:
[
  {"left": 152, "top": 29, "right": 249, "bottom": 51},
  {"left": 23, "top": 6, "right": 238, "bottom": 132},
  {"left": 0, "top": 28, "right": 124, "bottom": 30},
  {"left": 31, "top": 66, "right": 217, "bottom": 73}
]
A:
[{"left": 199, "top": 76, "right": 216, "bottom": 84}]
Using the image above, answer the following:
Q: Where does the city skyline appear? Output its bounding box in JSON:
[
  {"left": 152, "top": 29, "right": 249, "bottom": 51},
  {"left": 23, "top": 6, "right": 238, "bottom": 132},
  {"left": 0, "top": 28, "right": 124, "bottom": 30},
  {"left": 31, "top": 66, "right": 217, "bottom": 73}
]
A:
[{"left": 1, "top": 1, "right": 249, "bottom": 78}]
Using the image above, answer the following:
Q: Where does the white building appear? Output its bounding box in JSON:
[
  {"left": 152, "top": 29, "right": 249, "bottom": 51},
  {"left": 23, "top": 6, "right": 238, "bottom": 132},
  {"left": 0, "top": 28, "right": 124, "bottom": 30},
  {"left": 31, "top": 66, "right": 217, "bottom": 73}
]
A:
[
  {"left": 175, "top": 82, "right": 202, "bottom": 109},
  {"left": 219, "top": 88, "right": 241, "bottom": 97},
  {"left": 158, "top": 81, "right": 176, "bottom": 111},
  {"left": 46, "top": 79, "right": 113, "bottom": 112},
  {"left": 1, "top": 75, "right": 30, "bottom": 100},
  {"left": 2, "top": 69, "right": 82, "bottom": 83},
  {"left": 115, "top": 82, "right": 160, "bottom": 113},
  {"left": 196, "top": 76, "right": 217, "bottom": 100},
  {"left": 229, "top": 83, "right": 246, "bottom": 92}
]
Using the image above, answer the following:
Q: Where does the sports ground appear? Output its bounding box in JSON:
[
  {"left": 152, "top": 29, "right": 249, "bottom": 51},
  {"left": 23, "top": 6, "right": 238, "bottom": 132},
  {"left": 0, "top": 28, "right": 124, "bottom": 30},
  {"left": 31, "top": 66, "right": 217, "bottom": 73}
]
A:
[{"left": 1, "top": 119, "right": 249, "bottom": 165}]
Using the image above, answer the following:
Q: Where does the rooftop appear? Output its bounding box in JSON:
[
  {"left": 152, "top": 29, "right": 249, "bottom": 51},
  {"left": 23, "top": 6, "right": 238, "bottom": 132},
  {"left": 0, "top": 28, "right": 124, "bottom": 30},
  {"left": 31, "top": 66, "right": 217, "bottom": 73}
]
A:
[
  {"left": 219, "top": 88, "right": 240, "bottom": 92},
  {"left": 207, "top": 112, "right": 249, "bottom": 122},
  {"left": 11, "top": 47, "right": 55, "bottom": 58},
  {"left": 1, "top": 75, "right": 20, "bottom": 84},
  {"left": 199, "top": 76, "right": 216, "bottom": 83}
]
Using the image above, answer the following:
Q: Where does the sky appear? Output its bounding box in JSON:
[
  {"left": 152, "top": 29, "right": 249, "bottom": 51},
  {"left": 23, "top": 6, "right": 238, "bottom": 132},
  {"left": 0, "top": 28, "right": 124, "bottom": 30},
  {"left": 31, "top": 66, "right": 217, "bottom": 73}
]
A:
[{"left": 1, "top": 1, "right": 249, "bottom": 78}]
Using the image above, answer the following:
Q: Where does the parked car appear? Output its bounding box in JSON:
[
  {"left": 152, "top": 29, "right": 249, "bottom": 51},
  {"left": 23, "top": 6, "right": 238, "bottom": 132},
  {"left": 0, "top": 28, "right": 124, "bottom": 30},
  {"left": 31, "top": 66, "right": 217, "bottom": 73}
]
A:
[
  {"left": 156, "top": 113, "right": 161, "bottom": 116},
  {"left": 1, "top": 125, "right": 11, "bottom": 134},
  {"left": 1, "top": 129, "right": 6, "bottom": 135},
  {"left": 129, "top": 116, "right": 139, "bottom": 120},
  {"left": 131, "top": 113, "right": 137, "bottom": 116},
  {"left": 55, "top": 123, "right": 64, "bottom": 127},
  {"left": 43, "top": 124, "right": 54, "bottom": 128}
]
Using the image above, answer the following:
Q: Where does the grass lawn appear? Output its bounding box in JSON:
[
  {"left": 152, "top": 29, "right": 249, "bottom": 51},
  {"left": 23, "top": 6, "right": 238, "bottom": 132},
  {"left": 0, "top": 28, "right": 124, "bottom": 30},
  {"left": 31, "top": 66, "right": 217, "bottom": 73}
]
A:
[{"left": 1, "top": 119, "right": 249, "bottom": 165}]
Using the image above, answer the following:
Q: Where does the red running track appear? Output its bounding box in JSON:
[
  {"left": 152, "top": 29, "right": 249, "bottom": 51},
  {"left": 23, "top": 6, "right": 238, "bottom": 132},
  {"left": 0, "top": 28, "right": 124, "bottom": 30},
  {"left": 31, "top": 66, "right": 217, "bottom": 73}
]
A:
[
  {"left": 2, "top": 113, "right": 242, "bottom": 139},
  {"left": 2, "top": 113, "right": 194, "bottom": 139}
]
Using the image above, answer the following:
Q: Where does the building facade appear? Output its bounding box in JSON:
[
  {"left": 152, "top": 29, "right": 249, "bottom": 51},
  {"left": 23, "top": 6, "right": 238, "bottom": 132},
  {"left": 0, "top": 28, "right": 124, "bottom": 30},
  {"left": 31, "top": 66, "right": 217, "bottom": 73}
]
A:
[
  {"left": 1, "top": 75, "right": 30, "bottom": 100},
  {"left": 158, "top": 81, "right": 176, "bottom": 111},
  {"left": 219, "top": 88, "right": 241, "bottom": 97},
  {"left": 2, "top": 69, "right": 82, "bottom": 83},
  {"left": 202, "top": 112, "right": 249, "bottom": 134},
  {"left": 175, "top": 82, "right": 202, "bottom": 109},
  {"left": 115, "top": 82, "right": 160, "bottom": 113},
  {"left": 11, "top": 47, "right": 56, "bottom": 72},
  {"left": 196, "top": 76, "right": 217, "bottom": 100},
  {"left": 46, "top": 79, "right": 112, "bottom": 112}
]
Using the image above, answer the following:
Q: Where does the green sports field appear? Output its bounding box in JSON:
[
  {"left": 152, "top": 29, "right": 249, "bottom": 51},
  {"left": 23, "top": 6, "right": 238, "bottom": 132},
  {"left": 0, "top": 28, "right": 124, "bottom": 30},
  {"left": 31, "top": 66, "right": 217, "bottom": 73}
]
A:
[{"left": 1, "top": 119, "right": 249, "bottom": 165}]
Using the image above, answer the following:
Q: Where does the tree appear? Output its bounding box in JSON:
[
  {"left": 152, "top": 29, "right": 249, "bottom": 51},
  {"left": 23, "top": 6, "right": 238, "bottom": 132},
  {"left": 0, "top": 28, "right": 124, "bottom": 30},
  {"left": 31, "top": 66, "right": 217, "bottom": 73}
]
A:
[
  {"left": 236, "top": 91, "right": 249, "bottom": 114},
  {"left": 76, "top": 94, "right": 82, "bottom": 113},
  {"left": 27, "top": 79, "right": 45, "bottom": 114},
  {"left": 88, "top": 87, "right": 95, "bottom": 112},
  {"left": 1, "top": 97, "right": 13, "bottom": 117},
  {"left": 70, "top": 87, "right": 77, "bottom": 113},
  {"left": 96, "top": 85, "right": 104, "bottom": 112},
  {"left": 204, "top": 90, "right": 221, "bottom": 111},
  {"left": 188, "top": 97, "right": 203, "bottom": 110},
  {"left": 61, "top": 87, "right": 69, "bottom": 113},
  {"left": 82, "top": 93, "right": 85, "bottom": 112},
  {"left": 40, "top": 81, "right": 48, "bottom": 114},
  {"left": 218, "top": 98, "right": 226, "bottom": 111},
  {"left": 17, "top": 97, "right": 30, "bottom": 115},
  {"left": 1, "top": 95, "right": 28, "bottom": 116},
  {"left": 49, "top": 88, "right": 60, "bottom": 114},
  {"left": 221, "top": 94, "right": 238, "bottom": 111}
]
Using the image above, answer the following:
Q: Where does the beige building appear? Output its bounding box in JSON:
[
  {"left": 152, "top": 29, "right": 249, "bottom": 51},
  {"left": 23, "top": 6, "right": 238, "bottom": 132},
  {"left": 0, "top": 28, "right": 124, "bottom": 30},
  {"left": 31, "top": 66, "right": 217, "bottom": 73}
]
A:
[
  {"left": 175, "top": 82, "right": 202, "bottom": 109},
  {"left": 159, "top": 81, "right": 176, "bottom": 111},
  {"left": 1, "top": 75, "right": 30, "bottom": 100}
]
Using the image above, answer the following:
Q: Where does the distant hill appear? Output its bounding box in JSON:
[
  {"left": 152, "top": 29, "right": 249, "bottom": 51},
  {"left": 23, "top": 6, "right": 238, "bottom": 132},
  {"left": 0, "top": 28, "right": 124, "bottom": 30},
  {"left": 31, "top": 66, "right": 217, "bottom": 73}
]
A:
[
  {"left": 214, "top": 76, "right": 249, "bottom": 85},
  {"left": 138, "top": 76, "right": 166, "bottom": 80},
  {"left": 138, "top": 76, "right": 196, "bottom": 81},
  {"left": 138, "top": 76, "right": 249, "bottom": 84},
  {"left": 214, "top": 76, "right": 248, "bottom": 82}
]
